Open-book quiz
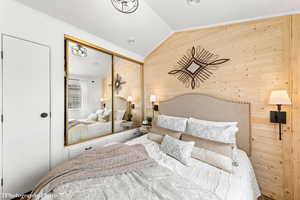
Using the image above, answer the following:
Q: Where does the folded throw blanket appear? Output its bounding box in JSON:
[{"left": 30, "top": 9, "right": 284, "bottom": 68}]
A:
[{"left": 30, "top": 144, "right": 157, "bottom": 200}]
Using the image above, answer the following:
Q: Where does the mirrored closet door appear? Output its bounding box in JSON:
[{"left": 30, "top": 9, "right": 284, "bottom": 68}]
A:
[
  {"left": 65, "top": 38, "right": 113, "bottom": 145},
  {"left": 64, "top": 36, "right": 144, "bottom": 146},
  {"left": 113, "top": 56, "right": 143, "bottom": 133}
]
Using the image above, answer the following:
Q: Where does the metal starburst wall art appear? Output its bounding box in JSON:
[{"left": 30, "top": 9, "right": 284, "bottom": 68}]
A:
[
  {"left": 114, "top": 73, "right": 126, "bottom": 94},
  {"left": 168, "top": 46, "right": 230, "bottom": 89}
]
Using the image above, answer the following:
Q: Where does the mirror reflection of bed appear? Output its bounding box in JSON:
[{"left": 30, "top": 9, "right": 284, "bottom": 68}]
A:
[
  {"left": 66, "top": 41, "right": 113, "bottom": 145},
  {"left": 66, "top": 40, "right": 143, "bottom": 145}
]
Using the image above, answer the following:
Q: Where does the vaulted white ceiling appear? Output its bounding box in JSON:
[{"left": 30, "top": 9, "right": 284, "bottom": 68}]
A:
[
  {"left": 14, "top": 0, "right": 300, "bottom": 59},
  {"left": 68, "top": 41, "right": 112, "bottom": 78},
  {"left": 144, "top": 0, "right": 300, "bottom": 31},
  {"left": 14, "top": 0, "right": 172, "bottom": 58}
]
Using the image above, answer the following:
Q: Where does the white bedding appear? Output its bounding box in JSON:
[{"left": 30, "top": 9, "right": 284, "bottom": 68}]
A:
[
  {"left": 41, "top": 134, "right": 261, "bottom": 200},
  {"left": 68, "top": 120, "right": 123, "bottom": 144},
  {"left": 126, "top": 135, "right": 261, "bottom": 200}
]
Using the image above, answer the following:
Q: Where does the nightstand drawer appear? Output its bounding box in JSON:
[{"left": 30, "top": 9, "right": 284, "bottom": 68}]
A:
[{"left": 68, "top": 145, "right": 95, "bottom": 159}]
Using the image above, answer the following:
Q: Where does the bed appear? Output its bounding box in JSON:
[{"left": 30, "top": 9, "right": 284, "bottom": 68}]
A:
[
  {"left": 32, "top": 94, "right": 260, "bottom": 200},
  {"left": 126, "top": 135, "right": 260, "bottom": 200},
  {"left": 67, "top": 120, "right": 123, "bottom": 144},
  {"left": 67, "top": 97, "right": 128, "bottom": 144}
]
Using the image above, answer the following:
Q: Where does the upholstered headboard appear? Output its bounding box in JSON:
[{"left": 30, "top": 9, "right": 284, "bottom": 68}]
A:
[
  {"left": 106, "top": 96, "right": 129, "bottom": 120},
  {"left": 106, "top": 96, "right": 128, "bottom": 111},
  {"left": 159, "top": 93, "right": 251, "bottom": 156},
  {"left": 114, "top": 96, "right": 128, "bottom": 111}
]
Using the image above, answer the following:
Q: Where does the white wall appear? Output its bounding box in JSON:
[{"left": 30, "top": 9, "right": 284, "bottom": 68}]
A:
[{"left": 0, "top": 0, "right": 144, "bottom": 168}]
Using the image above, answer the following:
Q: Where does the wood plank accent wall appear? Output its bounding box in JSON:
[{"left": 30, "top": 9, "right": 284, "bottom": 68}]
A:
[
  {"left": 144, "top": 15, "right": 300, "bottom": 200},
  {"left": 291, "top": 14, "right": 300, "bottom": 200}
]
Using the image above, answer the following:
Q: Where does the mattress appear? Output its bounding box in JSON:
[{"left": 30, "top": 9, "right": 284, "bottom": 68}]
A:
[{"left": 126, "top": 135, "right": 261, "bottom": 200}]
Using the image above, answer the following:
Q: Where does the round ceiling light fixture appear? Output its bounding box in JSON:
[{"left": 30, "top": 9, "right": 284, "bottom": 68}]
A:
[
  {"left": 187, "top": 0, "right": 201, "bottom": 6},
  {"left": 71, "top": 44, "right": 88, "bottom": 57},
  {"left": 111, "top": 0, "right": 139, "bottom": 14}
]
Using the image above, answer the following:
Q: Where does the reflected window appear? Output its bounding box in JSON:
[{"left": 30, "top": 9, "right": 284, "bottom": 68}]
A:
[{"left": 68, "top": 82, "right": 82, "bottom": 110}]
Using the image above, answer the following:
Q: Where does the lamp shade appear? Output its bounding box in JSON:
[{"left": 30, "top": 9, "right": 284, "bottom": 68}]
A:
[
  {"left": 100, "top": 98, "right": 105, "bottom": 103},
  {"left": 269, "top": 90, "right": 291, "bottom": 105},
  {"left": 127, "top": 96, "right": 133, "bottom": 102},
  {"left": 150, "top": 95, "right": 156, "bottom": 103}
]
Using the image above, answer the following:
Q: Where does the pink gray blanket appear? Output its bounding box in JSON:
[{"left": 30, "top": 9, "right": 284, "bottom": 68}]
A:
[{"left": 30, "top": 144, "right": 157, "bottom": 200}]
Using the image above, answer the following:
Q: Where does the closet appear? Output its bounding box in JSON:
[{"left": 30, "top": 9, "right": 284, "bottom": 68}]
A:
[{"left": 1, "top": 35, "right": 51, "bottom": 195}]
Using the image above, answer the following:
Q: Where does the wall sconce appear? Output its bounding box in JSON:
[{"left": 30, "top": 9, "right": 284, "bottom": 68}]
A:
[
  {"left": 269, "top": 90, "right": 292, "bottom": 140},
  {"left": 150, "top": 95, "right": 156, "bottom": 104},
  {"left": 127, "top": 96, "right": 134, "bottom": 121},
  {"left": 100, "top": 98, "right": 106, "bottom": 108},
  {"left": 127, "top": 96, "right": 133, "bottom": 102},
  {"left": 127, "top": 96, "right": 135, "bottom": 109},
  {"left": 150, "top": 95, "right": 159, "bottom": 119}
]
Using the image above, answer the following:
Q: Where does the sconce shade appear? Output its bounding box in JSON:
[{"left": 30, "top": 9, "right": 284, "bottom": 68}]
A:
[
  {"left": 127, "top": 96, "right": 133, "bottom": 102},
  {"left": 100, "top": 98, "right": 105, "bottom": 102},
  {"left": 150, "top": 95, "right": 157, "bottom": 103},
  {"left": 269, "top": 90, "right": 291, "bottom": 105}
]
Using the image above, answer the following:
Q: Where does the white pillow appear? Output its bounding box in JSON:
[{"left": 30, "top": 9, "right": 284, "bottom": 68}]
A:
[
  {"left": 156, "top": 115, "right": 188, "bottom": 132},
  {"left": 160, "top": 135, "right": 195, "bottom": 165},
  {"left": 97, "top": 114, "right": 109, "bottom": 122},
  {"left": 186, "top": 118, "right": 238, "bottom": 144},
  {"left": 96, "top": 109, "right": 104, "bottom": 115},
  {"left": 103, "top": 109, "right": 112, "bottom": 116},
  {"left": 190, "top": 119, "right": 238, "bottom": 127},
  {"left": 87, "top": 113, "right": 98, "bottom": 121},
  {"left": 115, "top": 110, "right": 126, "bottom": 121},
  {"left": 192, "top": 147, "right": 234, "bottom": 173}
]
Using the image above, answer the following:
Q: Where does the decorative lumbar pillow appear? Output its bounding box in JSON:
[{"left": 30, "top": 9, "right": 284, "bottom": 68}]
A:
[
  {"left": 186, "top": 118, "right": 238, "bottom": 144},
  {"left": 147, "top": 122, "right": 182, "bottom": 143},
  {"left": 181, "top": 134, "right": 234, "bottom": 158},
  {"left": 160, "top": 135, "right": 195, "bottom": 165},
  {"left": 147, "top": 133, "right": 165, "bottom": 144},
  {"left": 191, "top": 147, "right": 234, "bottom": 173},
  {"left": 87, "top": 113, "right": 98, "bottom": 121},
  {"left": 181, "top": 134, "right": 237, "bottom": 172},
  {"left": 156, "top": 115, "right": 188, "bottom": 132},
  {"left": 148, "top": 132, "right": 182, "bottom": 144}
]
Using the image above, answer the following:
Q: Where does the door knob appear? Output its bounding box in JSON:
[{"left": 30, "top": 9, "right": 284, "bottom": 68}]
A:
[{"left": 40, "top": 113, "right": 48, "bottom": 118}]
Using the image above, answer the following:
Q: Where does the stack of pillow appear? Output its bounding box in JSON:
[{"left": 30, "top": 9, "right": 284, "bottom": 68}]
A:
[
  {"left": 87, "top": 109, "right": 112, "bottom": 122},
  {"left": 148, "top": 115, "right": 239, "bottom": 173},
  {"left": 87, "top": 109, "right": 126, "bottom": 122}
]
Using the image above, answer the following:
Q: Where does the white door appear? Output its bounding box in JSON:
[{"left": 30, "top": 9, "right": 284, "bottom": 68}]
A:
[{"left": 2, "top": 35, "right": 50, "bottom": 195}]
